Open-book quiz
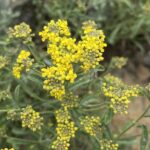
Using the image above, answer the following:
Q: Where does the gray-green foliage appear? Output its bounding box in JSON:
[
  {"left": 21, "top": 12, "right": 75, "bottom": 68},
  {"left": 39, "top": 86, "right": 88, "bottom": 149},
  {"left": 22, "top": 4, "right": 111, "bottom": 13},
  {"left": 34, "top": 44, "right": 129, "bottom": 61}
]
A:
[
  {"left": 0, "top": 0, "right": 19, "bottom": 35},
  {"left": 32, "top": 0, "right": 150, "bottom": 50}
]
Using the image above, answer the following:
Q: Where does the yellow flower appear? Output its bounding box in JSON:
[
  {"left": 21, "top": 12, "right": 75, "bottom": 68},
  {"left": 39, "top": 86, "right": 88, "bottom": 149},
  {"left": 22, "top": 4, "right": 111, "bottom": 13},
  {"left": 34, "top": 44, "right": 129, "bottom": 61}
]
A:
[
  {"left": 39, "top": 20, "right": 70, "bottom": 42},
  {"left": 56, "top": 121, "right": 78, "bottom": 141},
  {"left": 40, "top": 19, "right": 107, "bottom": 99},
  {"left": 102, "top": 74, "right": 139, "bottom": 114},
  {"left": 16, "top": 50, "right": 30, "bottom": 63},
  {"left": 41, "top": 64, "right": 76, "bottom": 100},
  {"left": 12, "top": 64, "right": 23, "bottom": 79},
  {"left": 55, "top": 108, "right": 71, "bottom": 123},
  {"left": 0, "top": 56, "right": 9, "bottom": 69},
  {"left": 8, "top": 22, "right": 34, "bottom": 43},
  {"left": 12, "top": 50, "right": 34, "bottom": 79},
  {"left": 0, "top": 90, "right": 11, "bottom": 101},
  {"left": 51, "top": 137, "right": 70, "bottom": 150},
  {"left": 20, "top": 105, "right": 43, "bottom": 131},
  {"left": 47, "top": 37, "right": 77, "bottom": 65},
  {"left": 81, "top": 116, "right": 101, "bottom": 136},
  {"left": 78, "top": 21, "right": 107, "bottom": 72},
  {"left": 82, "top": 20, "right": 97, "bottom": 34},
  {"left": 100, "top": 139, "right": 119, "bottom": 150},
  {"left": 110, "top": 57, "right": 128, "bottom": 69},
  {"left": 61, "top": 92, "right": 79, "bottom": 110}
]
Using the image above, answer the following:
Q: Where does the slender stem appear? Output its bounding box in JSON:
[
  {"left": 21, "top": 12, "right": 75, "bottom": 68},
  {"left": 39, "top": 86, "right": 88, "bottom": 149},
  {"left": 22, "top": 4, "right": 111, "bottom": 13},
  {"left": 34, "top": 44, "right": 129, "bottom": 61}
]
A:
[
  {"left": 40, "top": 111, "right": 54, "bottom": 114},
  {"left": 116, "top": 104, "right": 150, "bottom": 139},
  {"left": 120, "top": 130, "right": 150, "bottom": 140},
  {"left": 0, "top": 108, "right": 20, "bottom": 113},
  {"left": 0, "top": 135, "right": 49, "bottom": 144},
  {"left": 27, "top": 45, "right": 40, "bottom": 62}
]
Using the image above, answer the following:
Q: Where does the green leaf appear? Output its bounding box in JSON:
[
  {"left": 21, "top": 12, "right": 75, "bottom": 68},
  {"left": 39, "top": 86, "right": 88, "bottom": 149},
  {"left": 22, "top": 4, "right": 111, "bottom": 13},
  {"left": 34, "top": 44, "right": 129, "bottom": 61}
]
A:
[
  {"left": 69, "top": 77, "right": 91, "bottom": 90},
  {"left": 14, "top": 85, "right": 20, "bottom": 101},
  {"left": 7, "top": 137, "right": 38, "bottom": 145},
  {"left": 102, "top": 109, "right": 114, "bottom": 124},
  {"left": 138, "top": 125, "right": 149, "bottom": 150},
  {"left": 117, "top": 137, "right": 137, "bottom": 145},
  {"left": 12, "top": 127, "right": 28, "bottom": 136},
  {"left": 109, "top": 24, "right": 122, "bottom": 44},
  {"left": 27, "top": 75, "right": 42, "bottom": 86},
  {"left": 81, "top": 94, "right": 99, "bottom": 105}
]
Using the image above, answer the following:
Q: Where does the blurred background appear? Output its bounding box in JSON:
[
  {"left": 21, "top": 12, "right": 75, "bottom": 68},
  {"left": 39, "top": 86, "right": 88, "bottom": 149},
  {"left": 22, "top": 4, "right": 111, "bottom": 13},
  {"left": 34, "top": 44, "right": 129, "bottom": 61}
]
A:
[{"left": 0, "top": 0, "right": 150, "bottom": 149}]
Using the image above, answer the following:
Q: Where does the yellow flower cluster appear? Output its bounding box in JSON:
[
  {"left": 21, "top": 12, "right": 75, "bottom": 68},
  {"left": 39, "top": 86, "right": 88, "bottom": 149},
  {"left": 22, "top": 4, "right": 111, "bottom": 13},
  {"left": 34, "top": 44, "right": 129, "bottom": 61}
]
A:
[
  {"left": 99, "top": 139, "right": 119, "bottom": 150},
  {"left": 0, "top": 90, "right": 11, "bottom": 101},
  {"left": 81, "top": 116, "right": 101, "bottom": 136},
  {"left": 52, "top": 108, "right": 78, "bottom": 150},
  {"left": 8, "top": 22, "right": 34, "bottom": 43},
  {"left": 40, "top": 20, "right": 106, "bottom": 100},
  {"left": 102, "top": 74, "right": 139, "bottom": 114},
  {"left": 110, "top": 57, "right": 128, "bottom": 69},
  {"left": 143, "top": 1, "right": 150, "bottom": 14},
  {"left": 61, "top": 92, "right": 79, "bottom": 110},
  {"left": 56, "top": 121, "right": 77, "bottom": 141},
  {"left": 0, "top": 56, "right": 9, "bottom": 69},
  {"left": 55, "top": 108, "right": 71, "bottom": 123},
  {"left": 0, "top": 148, "right": 15, "bottom": 150},
  {"left": 51, "top": 137, "right": 70, "bottom": 150},
  {"left": 41, "top": 64, "right": 76, "bottom": 100},
  {"left": 39, "top": 20, "right": 70, "bottom": 42},
  {"left": 78, "top": 20, "right": 107, "bottom": 71},
  {"left": 7, "top": 110, "right": 17, "bottom": 121},
  {"left": 20, "top": 105, "right": 43, "bottom": 132},
  {"left": 13, "top": 50, "right": 34, "bottom": 79}
]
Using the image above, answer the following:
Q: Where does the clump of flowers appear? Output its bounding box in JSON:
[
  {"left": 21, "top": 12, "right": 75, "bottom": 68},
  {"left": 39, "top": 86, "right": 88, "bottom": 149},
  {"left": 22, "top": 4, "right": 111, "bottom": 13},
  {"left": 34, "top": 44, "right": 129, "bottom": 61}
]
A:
[
  {"left": 40, "top": 20, "right": 106, "bottom": 100},
  {"left": 99, "top": 139, "right": 119, "bottom": 150},
  {"left": 13, "top": 50, "right": 34, "bottom": 79},
  {"left": 56, "top": 121, "right": 77, "bottom": 141},
  {"left": 39, "top": 19, "right": 70, "bottom": 42},
  {"left": 52, "top": 107, "right": 77, "bottom": 150},
  {"left": 61, "top": 92, "right": 79, "bottom": 110},
  {"left": 51, "top": 137, "right": 70, "bottom": 150},
  {"left": 20, "top": 105, "right": 43, "bottom": 131},
  {"left": 55, "top": 108, "right": 71, "bottom": 123},
  {"left": 78, "top": 20, "right": 107, "bottom": 71},
  {"left": 41, "top": 65, "right": 76, "bottom": 100},
  {"left": 0, "top": 126, "right": 6, "bottom": 136},
  {"left": 143, "top": 1, "right": 150, "bottom": 14},
  {"left": 81, "top": 116, "right": 101, "bottom": 136},
  {"left": 102, "top": 74, "right": 139, "bottom": 114},
  {"left": 110, "top": 56, "right": 128, "bottom": 69},
  {"left": 8, "top": 22, "right": 34, "bottom": 43},
  {"left": 7, "top": 110, "right": 18, "bottom": 121},
  {"left": 0, "top": 90, "right": 11, "bottom": 101},
  {"left": 0, "top": 56, "right": 9, "bottom": 69},
  {"left": 2, "top": 19, "right": 150, "bottom": 150}
]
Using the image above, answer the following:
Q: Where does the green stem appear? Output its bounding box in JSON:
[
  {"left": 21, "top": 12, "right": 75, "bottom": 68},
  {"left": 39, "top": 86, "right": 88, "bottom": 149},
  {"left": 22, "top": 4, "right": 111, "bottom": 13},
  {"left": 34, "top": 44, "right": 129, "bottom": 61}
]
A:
[
  {"left": 116, "top": 104, "right": 150, "bottom": 139},
  {"left": 0, "top": 135, "right": 48, "bottom": 144},
  {"left": 120, "top": 130, "right": 150, "bottom": 140},
  {"left": 40, "top": 111, "right": 54, "bottom": 114},
  {"left": 27, "top": 45, "right": 40, "bottom": 62},
  {"left": 0, "top": 108, "right": 20, "bottom": 113}
]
